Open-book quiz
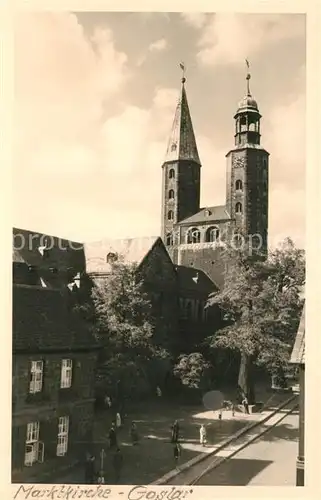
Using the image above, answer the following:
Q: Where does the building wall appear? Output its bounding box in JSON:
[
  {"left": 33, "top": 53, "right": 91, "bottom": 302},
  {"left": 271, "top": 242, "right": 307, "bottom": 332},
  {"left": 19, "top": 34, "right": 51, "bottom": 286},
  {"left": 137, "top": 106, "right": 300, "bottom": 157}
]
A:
[
  {"left": 12, "top": 351, "right": 97, "bottom": 482},
  {"left": 297, "top": 365, "right": 305, "bottom": 486}
]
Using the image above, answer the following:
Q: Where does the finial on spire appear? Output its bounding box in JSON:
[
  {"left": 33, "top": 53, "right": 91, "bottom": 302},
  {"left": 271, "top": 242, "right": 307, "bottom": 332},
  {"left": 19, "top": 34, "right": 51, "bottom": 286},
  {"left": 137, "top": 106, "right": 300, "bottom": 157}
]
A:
[
  {"left": 245, "top": 58, "right": 251, "bottom": 96},
  {"left": 179, "top": 62, "right": 186, "bottom": 84}
]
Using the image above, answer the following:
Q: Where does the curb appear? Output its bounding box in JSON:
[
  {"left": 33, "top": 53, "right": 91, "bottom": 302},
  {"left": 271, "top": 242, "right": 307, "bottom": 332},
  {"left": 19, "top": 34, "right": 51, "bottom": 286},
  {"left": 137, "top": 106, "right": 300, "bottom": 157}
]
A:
[{"left": 151, "top": 393, "right": 297, "bottom": 485}]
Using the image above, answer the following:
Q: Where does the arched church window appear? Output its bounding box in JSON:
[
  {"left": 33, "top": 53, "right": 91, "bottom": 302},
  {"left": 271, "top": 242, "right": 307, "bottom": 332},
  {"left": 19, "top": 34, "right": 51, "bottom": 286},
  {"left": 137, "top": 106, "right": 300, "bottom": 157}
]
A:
[
  {"left": 168, "top": 189, "right": 175, "bottom": 199},
  {"left": 235, "top": 202, "right": 242, "bottom": 214},
  {"left": 235, "top": 179, "right": 243, "bottom": 191},
  {"left": 233, "top": 233, "right": 243, "bottom": 249},
  {"left": 205, "top": 226, "right": 219, "bottom": 242},
  {"left": 187, "top": 227, "right": 201, "bottom": 244},
  {"left": 166, "top": 232, "right": 173, "bottom": 246},
  {"left": 168, "top": 210, "right": 174, "bottom": 221},
  {"left": 169, "top": 169, "right": 175, "bottom": 179}
]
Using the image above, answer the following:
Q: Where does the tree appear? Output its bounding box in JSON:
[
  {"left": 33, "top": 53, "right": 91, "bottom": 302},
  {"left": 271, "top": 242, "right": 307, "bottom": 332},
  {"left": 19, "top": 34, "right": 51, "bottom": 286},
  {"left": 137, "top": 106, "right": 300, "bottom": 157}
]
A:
[
  {"left": 91, "top": 258, "right": 169, "bottom": 402},
  {"left": 206, "top": 238, "right": 305, "bottom": 403},
  {"left": 173, "top": 352, "right": 210, "bottom": 391}
]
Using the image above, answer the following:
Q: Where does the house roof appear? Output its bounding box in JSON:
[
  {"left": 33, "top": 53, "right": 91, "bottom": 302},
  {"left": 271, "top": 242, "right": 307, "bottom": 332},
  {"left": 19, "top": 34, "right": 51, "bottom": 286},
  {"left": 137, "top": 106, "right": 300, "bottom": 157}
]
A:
[
  {"left": 84, "top": 236, "right": 160, "bottom": 274},
  {"left": 12, "top": 284, "right": 97, "bottom": 352},
  {"left": 290, "top": 303, "right": 305, "bottom": 365},
  {"left": 13, "top": 227, "right": 85, "bottom": 273},
  {"left": 175, "top": 266, "right": 218, "bottom": 293},
  {"left": 178, "top": 205, "right": 232, "bottom": 225}
]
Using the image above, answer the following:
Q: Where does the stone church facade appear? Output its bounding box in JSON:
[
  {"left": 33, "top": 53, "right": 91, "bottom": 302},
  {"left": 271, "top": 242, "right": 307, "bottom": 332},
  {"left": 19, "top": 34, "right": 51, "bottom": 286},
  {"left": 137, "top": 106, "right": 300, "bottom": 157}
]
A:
[{"left": 161, "top": 71, "right": 269, "bottom": 287}]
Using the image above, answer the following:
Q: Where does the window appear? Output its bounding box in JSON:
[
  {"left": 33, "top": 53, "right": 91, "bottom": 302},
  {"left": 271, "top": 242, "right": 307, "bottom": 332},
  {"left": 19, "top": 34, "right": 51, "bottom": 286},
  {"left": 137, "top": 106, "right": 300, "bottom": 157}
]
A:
[
  {"left": 56, "top": 416, "right": 69, "bottom": 457},
  {"left": 166, "top": 232, "right": 173, "bottom": 246},
  {"left": 167, "top": 210, "right": 174, "bottom": 221},
  {"left": 169, "top": 169, "right": 175, "bottom": 179},
  {"left": 29, "top": 361, "right": 43, "bottom": 394},
  {"left": 235, "top": 202, "right": 242, "bottom": 214},
  {"left": 60, "top": 359, "right": 72, "bottom": 389},
  {"left": 187, "top": 227, "right": 201, "bottom": 244},
  {"left": 106, "top": 252, "right": 118, "bottom": 264},
  {"left": 24, "top": 422, "right": 44, "bottom": 466},
  {"left": 235, "top": 179, "right": 243, "bottom": 191},
  {"left": 205, "top": 226, "right": 219, "bottom": 243},
  {"left": 168, "top": 189, "right": 175, "bottom": 200}
]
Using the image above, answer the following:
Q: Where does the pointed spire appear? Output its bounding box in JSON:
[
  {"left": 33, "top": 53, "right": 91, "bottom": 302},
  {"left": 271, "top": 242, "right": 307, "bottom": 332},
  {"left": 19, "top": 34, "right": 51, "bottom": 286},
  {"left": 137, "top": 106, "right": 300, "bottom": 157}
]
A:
[{"left": 164, "top": 65, "right": 201, "bottom": 165}]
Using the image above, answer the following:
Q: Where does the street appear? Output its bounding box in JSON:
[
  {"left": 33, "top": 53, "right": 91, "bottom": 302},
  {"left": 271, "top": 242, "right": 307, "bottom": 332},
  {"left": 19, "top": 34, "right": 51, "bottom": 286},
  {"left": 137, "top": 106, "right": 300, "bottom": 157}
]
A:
[{"left": 196, "top": 410, "right": 298, "bottom": 486}]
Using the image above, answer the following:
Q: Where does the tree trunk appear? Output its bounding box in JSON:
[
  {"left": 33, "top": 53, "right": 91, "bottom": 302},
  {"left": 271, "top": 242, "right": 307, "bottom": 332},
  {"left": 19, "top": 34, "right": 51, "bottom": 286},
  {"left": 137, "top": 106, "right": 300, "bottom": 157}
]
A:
[{"left": 238, "top": 352, "right": 255, "bottom": 404}]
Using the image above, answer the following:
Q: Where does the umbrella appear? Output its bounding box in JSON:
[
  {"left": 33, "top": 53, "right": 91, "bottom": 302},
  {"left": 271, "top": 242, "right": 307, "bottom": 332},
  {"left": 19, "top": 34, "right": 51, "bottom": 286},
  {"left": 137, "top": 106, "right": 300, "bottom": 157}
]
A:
[{"left": 202, "top": 390, "right": 225, "bottom": 411}]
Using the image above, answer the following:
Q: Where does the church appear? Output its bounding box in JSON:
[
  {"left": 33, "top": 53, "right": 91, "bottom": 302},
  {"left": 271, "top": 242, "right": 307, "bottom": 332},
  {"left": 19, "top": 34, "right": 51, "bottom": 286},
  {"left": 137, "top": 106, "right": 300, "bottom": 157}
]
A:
[
  {"left": 11, "top": 65, "right": 271, "bottom": 482},
  {"left": 161, "top": 67, "right": 269, "bottom": 287}
]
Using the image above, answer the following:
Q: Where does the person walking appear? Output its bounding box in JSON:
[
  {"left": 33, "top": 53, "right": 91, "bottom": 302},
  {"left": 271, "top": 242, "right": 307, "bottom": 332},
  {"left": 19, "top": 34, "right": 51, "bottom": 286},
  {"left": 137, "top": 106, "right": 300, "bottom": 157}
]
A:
[
  {"left": 109, "top": 422, "right": 118, "bottom": 449},
  {"left": 171, "top": 420, "right": 179, "bottom": 443},
  {"left": 199, "top": 424, "right": 207, "bottom": 447},
  {"left": 84, "top": 453, "right": 96, "bottom": 484},
  {"left": 113, "top": 448, "right": 123, "bottom": 484},
  {"left": 130, "top": 421, "right": 139, "bottom": 445},
  {"left": 242, "top": 396, "right": 249, "bottom": 414},
  {"left": 173, "top": 442, "right": 181, "bottom": 468},
  {"left": 116, "top": 412, "right": 122, "bottom": 429}
]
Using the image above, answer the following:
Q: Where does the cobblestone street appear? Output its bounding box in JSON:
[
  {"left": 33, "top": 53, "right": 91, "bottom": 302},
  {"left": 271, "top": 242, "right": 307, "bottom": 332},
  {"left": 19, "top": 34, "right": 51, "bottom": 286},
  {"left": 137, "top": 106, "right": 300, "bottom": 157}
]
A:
[{"left": 56, "top": 390, "right": 289, "bottom": 485}]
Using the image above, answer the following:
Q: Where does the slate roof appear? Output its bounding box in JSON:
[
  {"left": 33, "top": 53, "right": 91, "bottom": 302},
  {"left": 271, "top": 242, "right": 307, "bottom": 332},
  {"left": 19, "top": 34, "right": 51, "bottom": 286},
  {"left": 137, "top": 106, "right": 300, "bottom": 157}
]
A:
[
  {"left": 179, "top": 205, "right": 231, "bottom": 225},
  {"left": 164, "top": 82, "right": 201, "bottom": 165},
  {"left": 84, "top": 236, "right": 160, "bottom": 274},
  {"left": 12, "top": 284, "right": 97, "bottom": 352},
  {"left": 290, "top": 303, "right": 305, "bottom": 365},
  {"left": 175, "top": 266, "right": 218, "bottom": 294},
  {"left": 13, "top": 227, "right": 85, "bottom": 274}
]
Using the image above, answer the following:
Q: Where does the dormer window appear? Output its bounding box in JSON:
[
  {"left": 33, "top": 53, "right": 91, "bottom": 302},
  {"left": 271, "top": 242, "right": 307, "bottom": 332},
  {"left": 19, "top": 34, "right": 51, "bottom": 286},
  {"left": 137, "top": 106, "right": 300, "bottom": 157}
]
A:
[
  {"left": 106, "top": 252, "right": 118, "bottom": 264},
  {"left": 204, "top": 209, "right": 212, "bottom": 217}
]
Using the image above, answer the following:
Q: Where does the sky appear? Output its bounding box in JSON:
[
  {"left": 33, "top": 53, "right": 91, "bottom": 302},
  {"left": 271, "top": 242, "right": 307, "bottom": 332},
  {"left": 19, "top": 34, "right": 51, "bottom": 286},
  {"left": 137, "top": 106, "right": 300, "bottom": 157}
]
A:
[{"left": 13, "top": 12, "right": 306, "bottom": 249}]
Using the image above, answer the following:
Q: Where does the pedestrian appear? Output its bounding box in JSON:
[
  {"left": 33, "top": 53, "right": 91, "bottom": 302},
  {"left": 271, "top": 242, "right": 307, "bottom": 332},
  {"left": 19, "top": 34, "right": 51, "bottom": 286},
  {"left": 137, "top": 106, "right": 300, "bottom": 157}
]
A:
[
  {"left": 156, "top": 386, "right": 162, "bottom": 397},
  {"left": 84, "top": 453, "right": 96, "bottom": 484},
  {"left": 218, "top": 409, "right": 223, "bottom": 421},
  {"left": 109, "top": 422, "right": 118, "bottom": 449},
  {"left": 231, "top": 403, "right": 235, "bottom": 417},
  {"left": 105, "top": 395, "right": 112, "bottom": 408},
  {"left": 113, "top": 448, "right": 123, "bottom": 484},
  {"left": 171, "top": 420, "right": 179, "bottom": 443},
  {"left": 130, "top": 421, "right": 139, "bottom": 445},
  {"left": 173, "top": 442, "right": 181, "bottom": 468},
  {"left": 242, "top": 396, "right": 249, "bottom": 414},
  {"left": 116, "top": 412, "right": 122, "bottom": 429},
  {"left": 199, "top": 424, "right": 207, "bottom": 446}
]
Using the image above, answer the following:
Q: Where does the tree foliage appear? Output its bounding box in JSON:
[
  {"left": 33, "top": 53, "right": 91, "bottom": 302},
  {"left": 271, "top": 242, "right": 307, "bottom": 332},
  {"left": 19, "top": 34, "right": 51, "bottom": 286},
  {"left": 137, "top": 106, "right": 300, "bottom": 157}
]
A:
[
  {"left": 173, "top": 352, "right": 210, "bottom": 390},
  {"left": 91, "top": 259, "right": 169, "bottom": 401},
  {"left": 206, "top": 238, "right": 305, "bottom": 401}
]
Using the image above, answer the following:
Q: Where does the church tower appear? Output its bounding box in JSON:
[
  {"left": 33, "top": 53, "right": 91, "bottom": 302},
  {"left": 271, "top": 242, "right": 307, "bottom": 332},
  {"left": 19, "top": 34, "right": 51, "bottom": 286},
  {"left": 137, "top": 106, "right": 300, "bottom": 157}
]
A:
[
  {"left": 161, "top": 71, "right": 201, "bottom": 255},
  {"left": 226, "top": 63, "right": 269, "bottom": 254}
]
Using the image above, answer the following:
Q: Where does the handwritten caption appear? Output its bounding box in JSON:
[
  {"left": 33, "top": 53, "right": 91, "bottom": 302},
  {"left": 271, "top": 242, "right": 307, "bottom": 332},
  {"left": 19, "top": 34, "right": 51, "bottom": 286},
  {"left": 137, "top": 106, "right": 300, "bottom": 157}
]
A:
[{"left": 13, "top": 485, "right": 194, "bottom": 500}]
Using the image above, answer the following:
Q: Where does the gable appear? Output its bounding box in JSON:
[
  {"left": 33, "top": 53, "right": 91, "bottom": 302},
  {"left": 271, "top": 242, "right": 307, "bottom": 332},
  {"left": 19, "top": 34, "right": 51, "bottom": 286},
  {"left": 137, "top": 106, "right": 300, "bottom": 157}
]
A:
[{"left": 140, "top": 238, "right": 177, "bottom": 289}]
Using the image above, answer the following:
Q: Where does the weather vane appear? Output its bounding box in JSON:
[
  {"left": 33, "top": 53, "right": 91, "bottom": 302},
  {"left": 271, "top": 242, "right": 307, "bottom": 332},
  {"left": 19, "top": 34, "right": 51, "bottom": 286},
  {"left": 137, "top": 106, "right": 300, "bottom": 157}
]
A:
[
  {"left": 179, "top": 62, "right": 186, "bottom": 84},
  {"left": 245, "top": 58, "right": 251, "bottom": 95}
]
